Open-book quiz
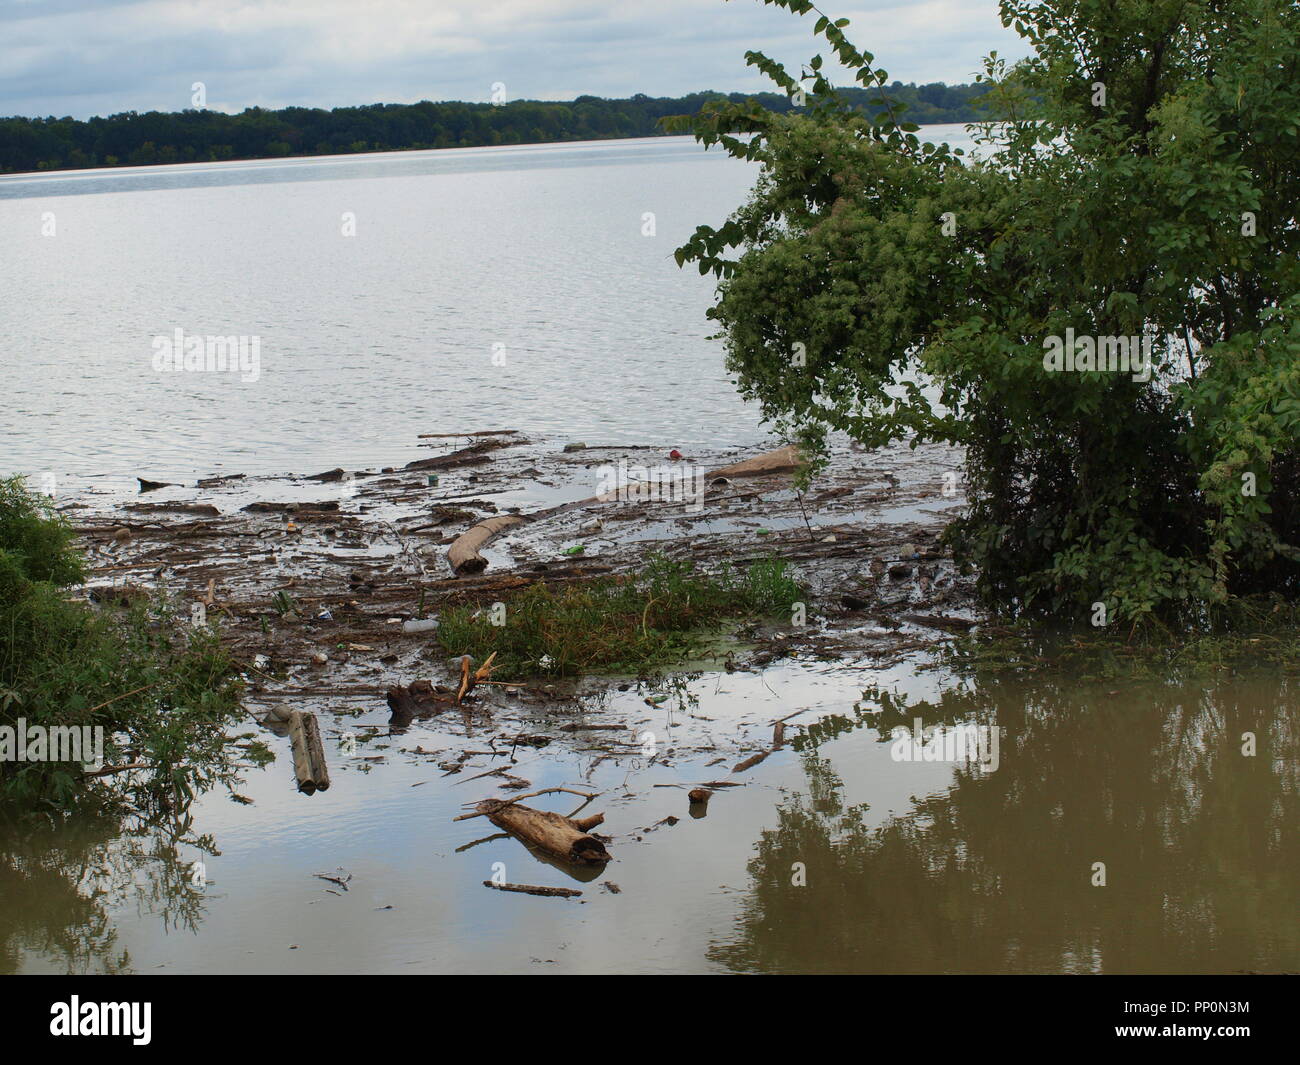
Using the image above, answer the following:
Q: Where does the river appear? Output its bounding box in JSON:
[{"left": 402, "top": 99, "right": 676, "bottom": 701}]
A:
[{"left": 2, "top": 129, "right": 1296, "bottom": 975}]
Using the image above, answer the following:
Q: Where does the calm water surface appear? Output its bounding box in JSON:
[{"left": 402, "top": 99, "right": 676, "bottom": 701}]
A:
[
  {"left": 1, "top": 128, "right": 977, "bottom": 490},
  {"left": 3, "top": 659, "right": 1296, "bottom": 974}
]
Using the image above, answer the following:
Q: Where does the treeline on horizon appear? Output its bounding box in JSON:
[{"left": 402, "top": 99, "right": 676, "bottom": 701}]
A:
[{"left": 0, "top": 83, "right": 1005, "bottom": 174}]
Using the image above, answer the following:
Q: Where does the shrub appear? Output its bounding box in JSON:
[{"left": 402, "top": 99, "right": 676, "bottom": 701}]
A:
[
  {"left": 0, "top": 478, "right": 242, "bottom": 814},
  {"left": 668, "top": 0, "right": 1300, "bottom": 628}
]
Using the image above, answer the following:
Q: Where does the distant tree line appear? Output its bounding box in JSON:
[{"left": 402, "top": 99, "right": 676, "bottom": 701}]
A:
[{"left": 0, "top": 83, "right": 1005, "bottom": 174}]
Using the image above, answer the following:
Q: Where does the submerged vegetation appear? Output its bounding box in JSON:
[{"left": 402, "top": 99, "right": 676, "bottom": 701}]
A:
[
  {"left": 0, "top": 478, "right": 243, "bottom": 816},
  {"left": 670, "top": 0, "right": 1300, "bottom": 630},
  {"left": 437, "top": 553, "right": 801, "bottom": 676},
  {"left": 0, "top": 83, "right": 1011, "bottom": 174}
]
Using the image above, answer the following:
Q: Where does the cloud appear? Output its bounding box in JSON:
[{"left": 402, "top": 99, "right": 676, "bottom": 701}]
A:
[{"left": 0, "top": 0, "right": 1027, "bottom": 119}]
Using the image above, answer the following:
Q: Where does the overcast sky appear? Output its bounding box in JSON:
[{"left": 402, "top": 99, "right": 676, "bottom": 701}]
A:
[{"left": 1, "top": 0, "right": 1028, "bottom": 120}]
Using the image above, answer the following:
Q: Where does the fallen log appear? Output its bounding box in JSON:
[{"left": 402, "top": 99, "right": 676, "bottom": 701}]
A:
[
  {"left": 124, "top": 502, "right": 220, "bottom": 516},
  {"left": 482, "top": 880, "right": 582, "bottom": 898},
  {"left": 476, "top": 799, "right": 611, "bottom": 865},
  {"left": 288, "top": 710, "right": 330, "bottom": 793},
  {"left": 447, "top": 514, "right": 526, "bottom": 575},
  {"left": 196, "top": 473, "right": 245, "bottom": 487},
  {"left": 438, "top": 444, "right": 803, "bottom": 579},
  {"left": 706, "top": 444, "right": 803, "bottom": 481}
]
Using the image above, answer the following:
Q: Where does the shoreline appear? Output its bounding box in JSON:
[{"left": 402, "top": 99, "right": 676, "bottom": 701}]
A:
[{"left": 66, "top": 430, "right": 975, "bottom": 776}]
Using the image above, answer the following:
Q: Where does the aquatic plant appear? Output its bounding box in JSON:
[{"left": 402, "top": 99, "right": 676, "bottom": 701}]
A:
[{"left": 437, "top": 552, "right": 802, "bottom": 675}]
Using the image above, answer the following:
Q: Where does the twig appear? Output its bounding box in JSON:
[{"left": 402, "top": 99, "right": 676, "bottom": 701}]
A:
[
  {"left": 83, "top": 683, "right": 159, "bottom": 715},
  {"left": 83, "top": 761, "right": 151, "bottom": 778},
  {"left": 482, "top": 881, "right": 581, "bottom": 898},
  {"left": 795, "top": 489, "right": 817, "bottom": 543}
]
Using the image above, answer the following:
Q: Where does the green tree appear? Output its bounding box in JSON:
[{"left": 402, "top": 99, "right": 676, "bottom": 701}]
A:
[{"left": 669, "top": 0, "right": 1300, "bottom": 627}]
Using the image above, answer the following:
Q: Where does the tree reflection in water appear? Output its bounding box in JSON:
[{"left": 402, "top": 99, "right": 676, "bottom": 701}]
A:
[
  {"left": 0, "top": 802, "right": 218, "bottom": 974},
  {"left": 711, "top": 676, "right": 1299, "bottom": 974}
]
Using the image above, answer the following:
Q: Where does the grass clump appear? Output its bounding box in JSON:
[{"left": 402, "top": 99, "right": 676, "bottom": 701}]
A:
[
  {"left": 0, "top": 477, "right": 243, "bottom": 816},
  {"left": 437, "top": 552, "right": 801, "bottom": 676}
]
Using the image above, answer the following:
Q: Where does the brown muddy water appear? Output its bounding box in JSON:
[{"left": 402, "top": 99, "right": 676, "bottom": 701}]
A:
[{"left": 3, "top": 656, "right": 1296, "bottom": 974}]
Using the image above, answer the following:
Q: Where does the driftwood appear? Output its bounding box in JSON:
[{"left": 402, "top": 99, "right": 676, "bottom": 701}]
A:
[
  {"left": 137, "top": 477, "right": 181, "bottom": 492},
  {"left": 733, "top": 720, "right": 788, "bottom": 774},
  {"left": 482, "top": 881, "right": 582, "bottom": 898},
  {"left": 475, "top": 799, "right": 610, "bottom": 865},
  {"left": 457, "top": 652, "right": 496, "bottom": 702},
  {"left": 305, "top": 466, "right": 367, "bottom": 482},
  {"left": 447, "top": 514, "right": 526, "bottom": 575},
  {"left": 288, "top": 710, "right": 330, "bottom": 793},
  {"left": 440, "top": 444, "right": 803, "bottom": 578},
  {"left": 706, "top": 444, "right": 803, "bottom": 481},
  {"left": 386, "top": 680, "right": 452, "bottom": 726},
  {"left": 404, "top": 440, "right": 506, "bottom": 471},
  {"left": 386, "top": 655, "right": 497, "bottom": 726},
  {"left": 419, "top": 430, "right": 520, "bottom": 439},
  {"left": 124, "top": 502, "right": 220, "bottom": 516}
]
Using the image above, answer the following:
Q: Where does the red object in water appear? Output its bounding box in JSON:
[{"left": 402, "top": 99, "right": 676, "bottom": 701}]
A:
[{"left": 669, "top": 449, "right": 683, "bottom": 460}]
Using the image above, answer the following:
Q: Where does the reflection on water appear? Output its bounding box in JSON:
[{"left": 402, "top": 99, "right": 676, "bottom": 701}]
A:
[
  {"left": 0, "top": 806, "right": 217, "bottom": 974},
  {"left": 2, "top": 664, "right": 1295, "bottom": 973},
  {"left": 714, "top": 675, "right": 1299, "bottom": 974}
]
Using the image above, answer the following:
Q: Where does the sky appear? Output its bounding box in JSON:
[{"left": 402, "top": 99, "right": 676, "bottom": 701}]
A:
[{"left": 0, "top": 0, "right": 1029, "bottom": 120}]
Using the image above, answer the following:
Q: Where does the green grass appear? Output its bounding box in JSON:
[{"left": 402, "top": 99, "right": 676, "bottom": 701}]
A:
[
  {"left": 0, "top": 477, "right": 244, "bottom": 815},
  {"left": 437, "top": 552, "right": 802, "bottom": 677}
]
